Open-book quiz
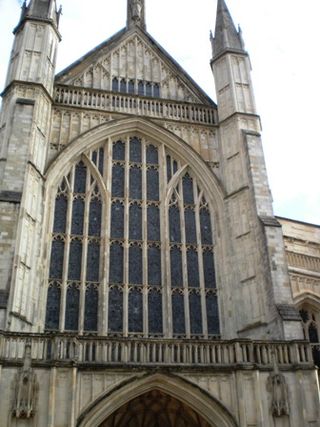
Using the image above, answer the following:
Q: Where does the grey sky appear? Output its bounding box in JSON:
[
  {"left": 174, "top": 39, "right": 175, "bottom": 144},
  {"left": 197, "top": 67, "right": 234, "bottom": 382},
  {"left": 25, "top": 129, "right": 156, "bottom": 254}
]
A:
[{"left": 0, "top": 0, "right": 319, "bottom": 224}]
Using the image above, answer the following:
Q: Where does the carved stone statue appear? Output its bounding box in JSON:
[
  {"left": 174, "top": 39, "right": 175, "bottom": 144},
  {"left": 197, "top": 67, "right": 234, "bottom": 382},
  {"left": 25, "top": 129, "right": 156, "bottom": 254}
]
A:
[
  {"left": 267, "top": 352, "right": 289, "bottom": 417},
  {"left": 131, "top": 0, "right": 142, "bottom": 21},
  {"left": 12, "top": 344, "right": 38, "bottom": 419}
]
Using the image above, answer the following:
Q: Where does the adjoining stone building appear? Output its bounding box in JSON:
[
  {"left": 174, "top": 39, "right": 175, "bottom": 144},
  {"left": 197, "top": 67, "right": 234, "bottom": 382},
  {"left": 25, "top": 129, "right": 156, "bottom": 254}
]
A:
[{"left": 0, "top": 0, "right": 319, "bottom": 426}]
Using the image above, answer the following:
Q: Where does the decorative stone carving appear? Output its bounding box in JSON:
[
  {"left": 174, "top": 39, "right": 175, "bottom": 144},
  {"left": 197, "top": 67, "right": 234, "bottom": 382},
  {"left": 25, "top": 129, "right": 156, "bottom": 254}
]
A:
[
  {"left": 12, "top": 343, "right": 38, "bottom": 419},
  {"left": 267, "top": 353, "right": 289, "bottom": 417},
  {"left": 131, "top": 0, "right": 142, "bottom": 21}
]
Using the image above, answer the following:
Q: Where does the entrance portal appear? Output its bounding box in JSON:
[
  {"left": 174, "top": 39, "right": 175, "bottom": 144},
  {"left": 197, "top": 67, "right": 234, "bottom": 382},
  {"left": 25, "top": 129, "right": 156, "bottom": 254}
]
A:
[{"left": 99, "top": 390, "right": 212, "bottom": 427}]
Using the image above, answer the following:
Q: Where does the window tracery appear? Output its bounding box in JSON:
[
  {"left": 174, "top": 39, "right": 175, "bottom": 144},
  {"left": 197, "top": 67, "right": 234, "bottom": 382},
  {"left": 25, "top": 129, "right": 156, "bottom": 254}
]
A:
[
  {"left": 45, "top": 136, "right": 219, "bottom": 338},
  {"left": 300, "top": 305, "right": 320, "bottom": 366}
]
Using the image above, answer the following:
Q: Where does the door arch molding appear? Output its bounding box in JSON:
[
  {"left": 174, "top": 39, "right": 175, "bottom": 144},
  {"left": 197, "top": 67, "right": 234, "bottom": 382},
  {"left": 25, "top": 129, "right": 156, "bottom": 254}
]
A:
[{"left": 76, "top": 373, "right": 239, "bottom": 427}]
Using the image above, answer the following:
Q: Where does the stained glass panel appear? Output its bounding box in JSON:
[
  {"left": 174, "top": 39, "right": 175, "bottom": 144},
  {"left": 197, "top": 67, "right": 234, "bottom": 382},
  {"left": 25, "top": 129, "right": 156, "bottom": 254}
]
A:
[
  {"left": 170, "top": 246, "right": 183, "bottom": 287},
  {"left": 148, "top": 245, "right": 161, "bottom": 286},
  {"left": 120, "top": 79, "right": 126, "bottom": 93},
  {"left": 130, "top": 137, "right": 141, "bottom": 162},
  {"left": 49, "top": 239, "right": 64, "bottom": 279},
  {"left": 45, "top": 284, "right": 60, "bottom": 330},
  {"left": 71, "top": 197, "right": 84, "bottom": 235},
  {"left": 112, "top": 163, "right": 125, "bottom": 198},
  {"left": 129, "top": 166, "right": 142, "bottom": 200},
  {"left": 172, "top": 292, "right": 185, "bottom": 335},
  {"left": 147, "top": 168, "right": 159, "bottom": 200},
  {"left": 109, "top": 242, "right": 123, "bottom": 284},
  {"left": 189, "top": 291, "right": 202, "bottom": 334},
  {"left": 65, "top": 284, "right": 80, "bottom": 331},
  {"left": 74, "top": 162, "right": 86, "bottom": 193},
  {"left": 129, "top": 245, "right": 142, "bottom": 284},
  {"left": 148, "top": 289, "right": 163, "bottom": 334},
  {"left": 84, "top": 284, "right": 98, "bottom": 331},
  {"left": 128, "top": 80, "right": 135, "bottom": 94},
  {"left": 98, "top": 147, "right": 104, "bottom": 175},
  {"left": 206, "top": 293, "right": 220, "bottom": 335},
  {"left": 88, "top": 198, "right": 102, "bottom": 236},
  {"left": 147, "top": 205, "right": 160, "bottom": 241},
  {"left": 187, "top": 249, "right": 199, "bottom": 287},
  {"left": 184, "top": 208, "right": 197, "bottom": 244},
  {"left": 129, "top": 204, "right": 142, "bottom": 240},
  {"left": 169, "top": 205, "right": 181, "bottom": 243},
  {"left": 86, "top": 241, "right": 100, "bottom": 282},
  {"left": 203, "top": 250, "right": 216, "bottom": 289},
  {"left": 153, "top": 84, "right": 160, "bottom": 98},
  {"left": 111, "top": 201, "right": 124, "bottom": 238},
  {"left": 183, "top": 174, "right": 194, "bottom": 205},
  {"left": 53, "top": 195, "right": 67, "bottom": 233},
  {"left": 68, "top": 239, "right": 82, "bottom": 280},
  {"left": 146, "top": 145, "right": 158, "bottom": 164},
  {"left": 108, "top": 287, "right": 123, "bottom": 332},
  {"left": 200, "top": 208, "right": 213, "bottom": 245},
  {"left": 113, "top": 141, "right": 125, "bottom": 161},
  {"left": 128, "top": 288, "right": 143, "bottom": 332}
]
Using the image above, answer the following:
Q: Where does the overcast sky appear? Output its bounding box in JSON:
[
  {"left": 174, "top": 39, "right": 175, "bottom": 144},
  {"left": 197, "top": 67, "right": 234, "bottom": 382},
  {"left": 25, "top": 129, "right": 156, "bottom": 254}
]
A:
[{"left": 0, "top": 0, "right": 319, "bottom": 225}]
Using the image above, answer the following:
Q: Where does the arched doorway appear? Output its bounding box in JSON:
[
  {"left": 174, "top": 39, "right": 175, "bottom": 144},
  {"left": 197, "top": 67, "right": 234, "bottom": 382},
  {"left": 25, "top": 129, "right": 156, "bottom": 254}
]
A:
[{"left": 99, "top": 389, "right": 211, "bottom": 427}]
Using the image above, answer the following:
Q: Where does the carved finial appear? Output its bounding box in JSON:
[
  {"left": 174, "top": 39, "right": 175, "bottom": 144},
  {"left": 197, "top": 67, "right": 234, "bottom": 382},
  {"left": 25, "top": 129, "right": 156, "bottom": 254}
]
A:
[{"left": 127, "top": 0, "right": 146, "bottom": 30}]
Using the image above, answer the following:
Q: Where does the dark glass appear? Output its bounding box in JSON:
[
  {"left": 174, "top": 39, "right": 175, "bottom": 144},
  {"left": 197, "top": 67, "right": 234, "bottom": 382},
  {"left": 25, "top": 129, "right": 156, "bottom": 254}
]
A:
[
  {"left": 112, "top": 77, "right": 119, "bottom": 92},
  {"left": 200, "top": 208, "right": 213, "bottom": 245},
  {"left": 129, "top": 204, "right": 142, "bottom": 240},
  {"left": 84, "top": 284, "right": 98, "bottom": 331},
  {"left": 108, "top": 287, "right": 123, "bottom": 332},
  {"left": 113, "top": 140, "right": 125, "bottom": 161},
  {"left": 309, "top": 323, "right": 319, "bottom": 343},
  {"left": 153, "top": 83, "right": 160, "bottom": 97},
  {"left": 187, "top": 249, "right": 199, "bottom": 287},
  {"left": 120, "top": 79, "right": 126, "bottom": 93},
  {"left": 129, "top": 166, "right": 142, "bottom": 200},
  {"left": 74, "top": 162, "right": 87, "bottom": 193},
  {"left": 146, "top": 145, "right": 159, "bottom": 164},
  {"left": 49, "top": 239, "right": 64, "bottom": 279},
  {"left": 148, "top": 245, "right": 161, "bottom": 286},
  {"left": 112, "top": 164, "right": 125, "bottom": 198},
  {"left": 109, "top": 243, "right": 123, "bottom": 284},
  {"left": 98, "top": 147, "right": 104, "bottom": 175},
  {"left": 128, "top": 80, "right": 135, "bottom": 94},
  {"left": 71, "top": 197, "right": 84, "bottom": 235},
  {"left": 86, "top": 241, "right": 100, "bottom": 282},
  {"left": 147, "top": 168, "right": 159, "bottom": 200},
  {"left": 53, "top": 195, "right": 67, "bottom": 233},
  {"left": 166, "top": 155, "right": 172, "bottom": 182},
  {"left": 130, "top": 137, "right": 142, "bottom": 162},
  {"left": 45, "top": 284, "right": 60, "bottom": 330},
  {"left": 147, "top": 204, "right": 160, "bottom": 241},
  {"left": 182, "top": 174, "right": 194, "bottom": 205},
  {"left": 91, "top": 150, "right": 97, "bottom": 165},
  {"left": 65, "top": 284, "right": 80, "bottom": 331},
  {"left": 146, "top": 82, "right": 152, "bottom": 97},
  {"left": 129, "top": 245, "right": 142, "bottom": 284},
  {"left": 170, "top": 246, "right": 183, "bottom": 287},
  {"left": 206, "top": 293, "right": 220, "bottom": 335},
  {"left": 203, "top": 250, "right": 216, "bottom": 288},
  {"left": 148, "top": 289, "right": 163, "bottom": 334},
  {"left": 111, "top": 201, "right": 124, "bottom": 239},
  {"left": 300, "top": 309, "right": 309, "bottom": 323},
  {"left": 128, "top": 288, "right": 143, "bottom": 332},
  {"left": 169, "top": 205, "right": 181, "bottom": 242},
  {"left": 88, "top": 198, "right": 102, "bottom": 236},
  {"left": 68, "top": 239, "right": 82, "bottom": 281},
  {"left": 172, "top": 292, "right": 185, "bottom": 335},
  {"left": 138, "top": 81, "right": 144, "bottom": 96},
  {"left": 184, "top": 208, "right": 197, "bottom": 244},
  {"left": 189, "top": 291, "right": 202, "bottom": 334}
]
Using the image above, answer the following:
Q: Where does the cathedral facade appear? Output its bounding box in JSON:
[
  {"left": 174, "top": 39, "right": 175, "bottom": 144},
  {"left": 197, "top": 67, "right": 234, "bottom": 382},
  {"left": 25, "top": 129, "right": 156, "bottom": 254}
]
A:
[{"left": 0, "top": 0, "right": 319, "bottom": 426}]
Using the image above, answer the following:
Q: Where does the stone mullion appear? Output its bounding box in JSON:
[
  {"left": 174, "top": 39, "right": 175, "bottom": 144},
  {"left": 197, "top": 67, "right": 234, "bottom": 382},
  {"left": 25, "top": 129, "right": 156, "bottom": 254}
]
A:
[
  {"left": 123, "top": 137, "right": 130, "bottom": 337},
  {"left": 197, "top": 191, "right": 207, "bottom": 338},
  {"left": 142, "top": 141, "right": 148, "bottom": 337},
  {"left": 59, "top": 166, "right": 74, "bottom": 332},
  {"left": 78, "top": 170, "right": 91, "bottom": 334},
  {"left": 179, "top": 180, "right": 190, "bottom": 339}
]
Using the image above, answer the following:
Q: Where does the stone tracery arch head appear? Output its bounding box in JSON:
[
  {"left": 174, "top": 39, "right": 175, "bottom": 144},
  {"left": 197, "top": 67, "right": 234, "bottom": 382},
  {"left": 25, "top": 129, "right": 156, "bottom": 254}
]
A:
[{"left": 77, "top": 373, "right": 238, "bottom": 427}]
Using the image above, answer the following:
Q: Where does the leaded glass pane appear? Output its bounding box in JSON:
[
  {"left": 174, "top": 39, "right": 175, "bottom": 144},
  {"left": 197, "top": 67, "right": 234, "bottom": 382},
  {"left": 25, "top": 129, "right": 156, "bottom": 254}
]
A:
[
  {"left": 86, "top": 241, "right": 100, "bottom": 282},
  {"left": 128, "top": 80, "right": 135, "bottom": 94},
  {"left": 187, "top": 249, "right": 199, "bottom": 287},
  {"left": 166, "top": 155, "right": 172, "bottom": 182},
  {"left": 148, "top": 289, "right": 163, "bottom": 334},
  {"left": 108, "top": 287, "right": 123, "bottom": 332},
  {"left": 129, "top": 204, "right": 142, "bottom": 240},
  {"left": 109, "top": 243, "right": 123, "bottom": 284},
  {"left": 112, "top": 77, "right": 118, "bottom": 92},
  {"left": 300, "top": 309, "right": 309, "bottom": 323},
  {"left": 146, "top": 82, "right": 152, "bottom": 97},
  {"left": 45, "top": 284, "right": 60, "bottom": 330},
  {"left": 49, "top": 239, "right": 64, "bottom": 279},
  {"left": 206, "top": 293, "right": 220, "bottom": 335},
  {"left": 128, "top": 288, "right": 143, "bottom": 332},
  {"left": 203, "top": 250, "right": 216, "bottom": 288},
  {"left": 146, "top": 145, "right": 158, "bottom": 164},
  {"left": 170, "top": 246, "right": 183, "bottom": 287},
  {"left": 84, "top": 284, "right": 98, "bottom": 331},
  {"left": 129, "top": 166, "right": 142, "bottom": 200},
  {"left": 200, "top": 208, "right": 213, "bottom": 245},
  {"left": 154, "top": 84, "right": 160, "bottom": 98},
  {"left": 147, "top": 168, "right": 159, "bottom": 200},
  {"left": 111, "top": 201, "right": 124, "bottom": 238},
  {"left": 112, "top": 164, "right": 124, "bottom": 198},
  {"left": 184, "top": 208, "right": 197, "bottom": 244},
  {"left": 138, "top": 81, "right": 144, "bottom": 95},
  {"left": 183, "top": 174, "right": 194, "bottom": 205},
  {"left": 113, "top": 140, "right": 125, "bottom": 161},
  {"left": 172, "top": 292, "right": 185, "bottom": 335},
  {"left": 309, "top": 323, "right": 319, "bottom": 343},
  {"left": 189, "top": 291, "right": 202, "bottom": 334},
  {"left": 68, "top": 239, "right": 82, "bottom": 281},
  {"left": 148, "top": 245, "right": 161, "bottom": 286},
  {"left": 169, "top": 206, "right": 181, "bottom": 242},
  {"left": 71, "top": 197, "right": 84, "bottom": 235},
  {"left": 53, "top": 195, "right": 67, "bottom": 233},
  {"left": 130, "top": 137, "right": 141, "bottom": 162},
  {"left": 129, "top": 245, "right": 142, "bottom": 284},
  {"left": 88, "top": 198, "right": 102, "bottom": 236},
  {"left": 65, "top": 284, "right": 80, "bottom": 331},
  {"left": 74, "top": 162, "right": 86, "bottom": 193},
  {"left": 98, "top": 147, "right": 104, "bottom": 175},
  {"left": 120, "top": 79, "right": 126, "bottom": 93},
  {"left": 147, "top": 205, "right": 160, "bottom": 241}
]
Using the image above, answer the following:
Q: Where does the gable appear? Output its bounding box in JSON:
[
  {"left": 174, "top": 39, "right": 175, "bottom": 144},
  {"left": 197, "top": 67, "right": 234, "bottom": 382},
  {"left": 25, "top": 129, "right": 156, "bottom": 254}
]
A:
[{"left": 55, "top": 28, "right": 215, "bottom": 106}]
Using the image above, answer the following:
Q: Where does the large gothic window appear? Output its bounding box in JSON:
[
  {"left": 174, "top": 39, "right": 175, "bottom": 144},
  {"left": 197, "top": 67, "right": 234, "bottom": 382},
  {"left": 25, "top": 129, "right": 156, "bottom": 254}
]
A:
[
  {"left": 300, "top": 305, "right": 320, "bottom": 366},
  {"left": 45, "top": 136, "right": 219, "bottom": 338}
]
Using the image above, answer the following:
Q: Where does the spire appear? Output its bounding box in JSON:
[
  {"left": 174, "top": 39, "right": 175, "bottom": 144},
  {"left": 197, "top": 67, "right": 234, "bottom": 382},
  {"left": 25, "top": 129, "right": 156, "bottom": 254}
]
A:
[
  {"left": 127, "top": 0, "right": 146, "bottom": 31},
  {"left": 15, "top": 0, "right": 62, "bottom": 33},
  {"left": 211, "top": 0, "right": 244, "bottom": 59}
]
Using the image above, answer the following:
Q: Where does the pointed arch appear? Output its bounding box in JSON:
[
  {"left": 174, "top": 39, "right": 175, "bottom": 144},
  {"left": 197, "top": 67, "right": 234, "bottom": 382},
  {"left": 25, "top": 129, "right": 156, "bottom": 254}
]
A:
[{"left": 76, "top": 373, "right": 238, "bottom": 427}]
